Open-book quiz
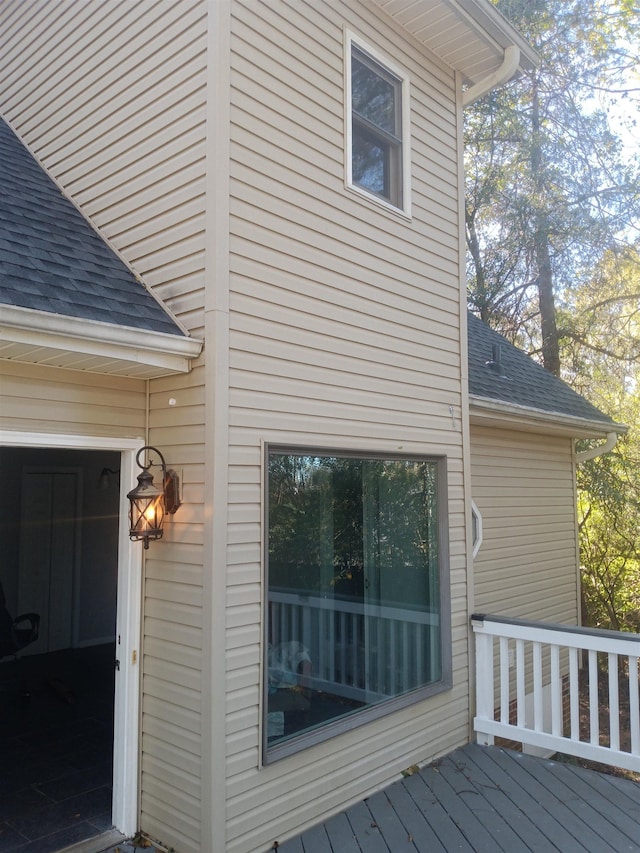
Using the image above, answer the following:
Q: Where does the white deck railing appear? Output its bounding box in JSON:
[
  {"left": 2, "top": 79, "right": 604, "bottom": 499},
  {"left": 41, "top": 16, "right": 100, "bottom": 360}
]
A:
[
  {"left": 269, "top": 590, "right": 439, "bottom": 702},
  {"left": 472, "top": 614, "right": 640, "bottom": 773}
]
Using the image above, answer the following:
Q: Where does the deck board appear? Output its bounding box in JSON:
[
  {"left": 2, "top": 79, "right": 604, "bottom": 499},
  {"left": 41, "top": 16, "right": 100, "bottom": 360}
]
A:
[{"left": 278, "top": 744, "right": 640, "bottom": 852}]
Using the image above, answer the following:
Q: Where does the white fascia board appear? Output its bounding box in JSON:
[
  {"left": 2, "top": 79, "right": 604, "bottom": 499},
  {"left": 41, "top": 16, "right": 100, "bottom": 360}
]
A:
[
  {"left": 470, "top": 394, "right": 627, "bottom": 438},
  {"left": 0, "top": 304, "right": 203, "bottom": 376}
]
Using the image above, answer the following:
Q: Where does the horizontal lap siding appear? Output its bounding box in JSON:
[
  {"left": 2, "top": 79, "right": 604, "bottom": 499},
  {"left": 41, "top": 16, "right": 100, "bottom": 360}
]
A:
[
  {"left": 1, "top": 3, "right": 208, "bottom": 850},
  {"left": 227, "top": 1, "right": 467, "bottom": 850},
  {"left": 471, "top": 426, "right": 579, "bottom": 625},
  {"left": 0, "top": 361, "right": 146, "bottom": 437}
]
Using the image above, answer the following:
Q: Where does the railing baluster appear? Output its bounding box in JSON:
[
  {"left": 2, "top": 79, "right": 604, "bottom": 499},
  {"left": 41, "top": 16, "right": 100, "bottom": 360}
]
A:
[
  {"left": 388, "top": 619, "right": 396, "bottom": 694},
  {"left": 589, "top": 649, "right": 599, "bottom": 746},
  {"left": 608, "top": 652, "right": 620, "bottom": 752},
  {"left": 551, "top": 644, "right": 562, "bottom": 737},
  {"left": 533, "top": 642, "right": 543, "bottom": 731},
  {"left": 569, "top": 646, "right": 579, "bottom": 740},
  {"left": 352, "top": 613, "right": 359, "bottom": 688},
  {"left": 302, "top": 601, "right": 311, "bottom": 664},
  {"left": 340, "top": 612, "right": 347, "bottom": 685},
  {"left": 630, "top": 655, "right": 639, "bottom": 756},
  {"left": 500, "top": 637, "right": 509, "bottom": 723},
  {"left": 402, "top": 621, "right": 409, "bottom": 693},
  {"left": 318, "top": 608, "right": 326, "bottom": 681},
  {"left": 328, "top": 609, "right": 335, "bottom": 683},
  {"left": 516, "top": 640, "right": 525, "bottom": 728},
  {"left": 474, "top": 628, "right": 494, "bottom": 746}
]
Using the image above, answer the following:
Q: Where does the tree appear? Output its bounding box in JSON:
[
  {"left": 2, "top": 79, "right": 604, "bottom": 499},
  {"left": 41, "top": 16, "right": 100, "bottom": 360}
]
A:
[
  {"left": 465, "top": 0, "right": 640, "bottom": 374},
  {"left": 569, "top": 249, "right": 640, "bottom": 630}
]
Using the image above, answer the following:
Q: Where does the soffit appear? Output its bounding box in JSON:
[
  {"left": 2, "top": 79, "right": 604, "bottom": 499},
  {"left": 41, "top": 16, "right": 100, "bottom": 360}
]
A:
[
  {"left": 0, "top": 304, "right": 202, "bottom": 379},
  {"left": 371, "top": 0, "right": 538, "bottom": 83}
]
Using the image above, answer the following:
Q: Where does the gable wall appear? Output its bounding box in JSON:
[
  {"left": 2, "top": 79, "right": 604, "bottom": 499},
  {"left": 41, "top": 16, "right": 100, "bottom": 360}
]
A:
[
  {"left": 225, "top": 1, "right": 470, "bottom": 849},
  {"left": 0, "top": 0, "right": 207, "bottom": 337},
  {"left": 470, "top": 424, "right": 579, "bottom": 624}
]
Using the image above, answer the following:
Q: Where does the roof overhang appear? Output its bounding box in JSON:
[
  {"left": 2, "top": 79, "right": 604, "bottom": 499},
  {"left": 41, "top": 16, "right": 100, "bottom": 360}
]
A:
[
  {"left": 470, "top": 395, "right": 628, "bottom": 439},
  {"left": 0, "top": 304, "right": 203, "bottom": 379},
  {"left": 372, "top": 0, "right": 539, "bottom": 86}
]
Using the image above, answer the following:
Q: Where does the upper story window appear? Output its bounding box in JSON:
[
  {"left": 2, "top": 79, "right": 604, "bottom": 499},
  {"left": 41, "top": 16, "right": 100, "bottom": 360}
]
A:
[{"left": 346, "top": 33, "right": 411, "bottom": 216}]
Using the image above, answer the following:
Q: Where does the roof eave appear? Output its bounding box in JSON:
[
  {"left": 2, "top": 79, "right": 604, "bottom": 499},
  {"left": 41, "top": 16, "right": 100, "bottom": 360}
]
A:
[
  {"left": 372, "top": 0, "right": 539, "bottom": 85},
  {"left": 0, "top": 304, "right": 203, "bottom": 379},
  {"left": 469, "top": 394, "right": 627, "bottom": 439}
]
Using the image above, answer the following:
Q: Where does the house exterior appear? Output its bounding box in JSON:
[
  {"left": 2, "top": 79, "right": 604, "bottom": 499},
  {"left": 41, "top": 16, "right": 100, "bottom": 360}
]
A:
[{"left": 0, "top": 2, "right": 621, "bottom": 852}]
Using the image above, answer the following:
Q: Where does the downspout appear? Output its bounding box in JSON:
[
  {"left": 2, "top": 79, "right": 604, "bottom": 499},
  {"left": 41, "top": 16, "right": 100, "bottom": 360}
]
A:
[
  {"left": 575, "top": 431, "right": 618, "bottom": 463},
  {"left": 462, "top": 45, "right": 521, "bottom": 107}
]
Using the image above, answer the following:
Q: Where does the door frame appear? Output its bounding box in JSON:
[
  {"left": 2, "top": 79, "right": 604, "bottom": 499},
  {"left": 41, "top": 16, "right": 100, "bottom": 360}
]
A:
[{"left": 0, "top": 428, "right": 143, "bottom": 837}]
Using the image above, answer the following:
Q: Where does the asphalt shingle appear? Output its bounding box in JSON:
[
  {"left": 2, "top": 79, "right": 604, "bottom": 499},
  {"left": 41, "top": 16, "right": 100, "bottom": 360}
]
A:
[
  {"left": 0, "top": 118, "right": 183, "bottom": 337},
  {"left": 467, "top": 312, "right": 615, "bottom": 426}
]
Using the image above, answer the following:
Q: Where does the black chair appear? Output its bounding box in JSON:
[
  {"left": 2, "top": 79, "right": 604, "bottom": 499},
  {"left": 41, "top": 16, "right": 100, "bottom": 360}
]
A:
[{"left": 0, "top": 582, "right": 40, "bottom": 696}]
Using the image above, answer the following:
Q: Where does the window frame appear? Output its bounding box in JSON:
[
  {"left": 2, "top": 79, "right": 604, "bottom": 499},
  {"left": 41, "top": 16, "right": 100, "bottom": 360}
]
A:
[
  {"left": 262, "top": 445, "right": 452, "bottom": 764},
  {"left": 345, "top": 30, "right": 411, "bottom": 217}
]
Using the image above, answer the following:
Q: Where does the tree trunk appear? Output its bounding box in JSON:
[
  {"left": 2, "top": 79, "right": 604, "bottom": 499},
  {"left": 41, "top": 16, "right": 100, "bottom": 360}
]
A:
[
  {"left": 531, "top": 76, "right": 561, "bottom": 376},
  {"left": 465, "top": 205, "right": 491, "bottom": 324}
]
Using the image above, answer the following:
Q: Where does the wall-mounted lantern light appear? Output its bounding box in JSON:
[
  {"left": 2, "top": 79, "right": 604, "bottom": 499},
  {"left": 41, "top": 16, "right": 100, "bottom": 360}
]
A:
[{"left": 127, "top": 446, "right": 181, "bottom": 549}]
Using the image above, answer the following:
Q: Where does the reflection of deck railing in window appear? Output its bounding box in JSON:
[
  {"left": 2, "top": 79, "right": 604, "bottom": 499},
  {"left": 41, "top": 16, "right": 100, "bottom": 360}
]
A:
[{"left": 269, "top": 590, "right": 440, "bottom": 703}]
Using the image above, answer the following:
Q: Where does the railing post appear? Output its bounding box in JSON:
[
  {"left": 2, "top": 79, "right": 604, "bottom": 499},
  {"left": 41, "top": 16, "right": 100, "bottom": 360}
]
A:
[{"left": 473, "top": 620, "right": 494, "bottom": 746}]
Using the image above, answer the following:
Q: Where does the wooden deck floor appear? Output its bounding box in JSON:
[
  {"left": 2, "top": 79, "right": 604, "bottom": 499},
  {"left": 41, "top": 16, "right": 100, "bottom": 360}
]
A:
[{"left": 277, "top": 744, "right": 640, "bottom": 852}]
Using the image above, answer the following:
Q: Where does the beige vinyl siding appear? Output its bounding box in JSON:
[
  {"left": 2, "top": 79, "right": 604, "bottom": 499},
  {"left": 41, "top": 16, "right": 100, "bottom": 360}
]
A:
[
  {"left": 141, "top": 365, "right": 207, "bottom": 852},
  {"left": 471, "top": 425, "right": 579, "bottom": 625},
  {"left": 226, "top": 1, "right": 468, "bottom": 849},
  {"left": 0, "top": 361, "right": 146, "bottom": 437}
]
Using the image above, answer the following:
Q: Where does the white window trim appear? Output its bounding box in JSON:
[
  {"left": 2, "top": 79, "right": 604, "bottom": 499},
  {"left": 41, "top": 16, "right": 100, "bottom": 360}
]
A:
[{"left": 344, "top": 29, "right": 412, "bottom": 218}]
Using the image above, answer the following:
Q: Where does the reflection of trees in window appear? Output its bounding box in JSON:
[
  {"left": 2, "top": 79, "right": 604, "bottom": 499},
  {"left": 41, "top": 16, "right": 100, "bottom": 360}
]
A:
[{"left": 268, "top": 453, "right": 438, "bottom": 605}]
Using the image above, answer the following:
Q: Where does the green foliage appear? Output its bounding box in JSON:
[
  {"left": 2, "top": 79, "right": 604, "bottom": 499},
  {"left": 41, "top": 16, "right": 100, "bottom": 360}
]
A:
[{"left": 570, "top": 250, "right": 640, "bottom": 631}]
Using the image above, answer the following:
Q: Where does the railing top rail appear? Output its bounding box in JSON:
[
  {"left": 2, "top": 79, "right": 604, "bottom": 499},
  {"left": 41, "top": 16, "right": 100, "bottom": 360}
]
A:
[
  {"left": 270, "top": 589, "right": 439, "bottom": 625},
  {"left": 471, "top": 612, "right": 640, "bottom": 646}
]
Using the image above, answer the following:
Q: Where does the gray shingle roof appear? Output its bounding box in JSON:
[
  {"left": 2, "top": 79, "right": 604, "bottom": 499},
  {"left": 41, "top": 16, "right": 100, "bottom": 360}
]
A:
[
  {"left": 467, "top": 312, "right": 616, "bottom": 426},
  {"left": 0, "top": 118, "right": 183, "bottom": 337}
]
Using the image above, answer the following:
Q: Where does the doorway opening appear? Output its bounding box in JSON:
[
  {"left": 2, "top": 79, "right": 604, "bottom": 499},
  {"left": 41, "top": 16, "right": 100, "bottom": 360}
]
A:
[{"left": 0, "top": 441, "right": 139, "bottom": 851}]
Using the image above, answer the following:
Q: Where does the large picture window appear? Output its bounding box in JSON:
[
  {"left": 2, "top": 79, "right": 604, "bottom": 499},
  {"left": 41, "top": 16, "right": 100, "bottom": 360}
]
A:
[
  {"left": 346, "top": 34, "right": 410, "bottom": 215},
  {"left": 265, "top": 449, "right": 449, "bottom": 759}
]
